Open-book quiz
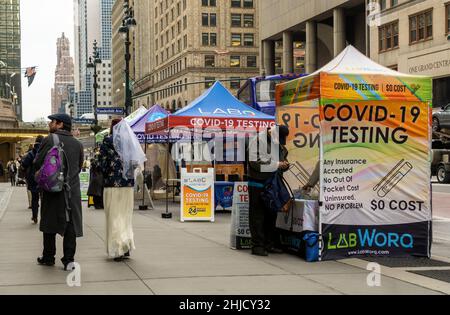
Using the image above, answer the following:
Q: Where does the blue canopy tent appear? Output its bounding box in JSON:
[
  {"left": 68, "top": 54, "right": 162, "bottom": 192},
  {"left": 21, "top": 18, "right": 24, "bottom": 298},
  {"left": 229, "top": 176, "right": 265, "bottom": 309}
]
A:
[
  {"left": 146, "top": 81, "right": 275, "bottom": 133},
  {"left": 145, "top": 81, "right": 276, "bottom": 218}
]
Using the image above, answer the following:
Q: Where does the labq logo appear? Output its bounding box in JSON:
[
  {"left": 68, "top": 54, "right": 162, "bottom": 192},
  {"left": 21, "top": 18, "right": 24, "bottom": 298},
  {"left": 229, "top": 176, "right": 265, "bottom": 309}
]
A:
[
  {"left": 326, "top": 229, "right": 414, "bottom": 250},
  {"left": 198, "top": 108, "right": 256, "bottom": 117}
]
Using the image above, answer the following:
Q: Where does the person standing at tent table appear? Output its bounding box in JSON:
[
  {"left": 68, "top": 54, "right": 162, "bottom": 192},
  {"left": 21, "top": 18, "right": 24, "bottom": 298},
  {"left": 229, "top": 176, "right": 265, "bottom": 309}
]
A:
[
  {"left": 97, "top": 119, "right": 136, "bottom": 261},
  {"left": 34, "top": 114, "right": 84, "bottom": 271},
  {"left": 247, "top": 125, "right": 290, "bottom": 257}
]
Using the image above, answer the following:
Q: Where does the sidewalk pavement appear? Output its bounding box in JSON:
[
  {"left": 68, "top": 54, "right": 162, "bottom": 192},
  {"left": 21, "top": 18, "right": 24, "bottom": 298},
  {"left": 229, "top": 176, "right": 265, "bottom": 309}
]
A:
[{"left": 0, "top": 183, "right": 448, "bottom": 295}]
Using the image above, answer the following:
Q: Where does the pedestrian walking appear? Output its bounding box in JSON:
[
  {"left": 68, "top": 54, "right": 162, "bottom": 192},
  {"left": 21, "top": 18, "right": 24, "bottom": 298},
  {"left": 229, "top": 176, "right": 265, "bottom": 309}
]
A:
[
  {"left": 96, "top": 119, "right": 145, "bottom": 261},
  {"left": 0, "top": 160, "right": 4, "bottom": 182},
  {"left": 7, "top": 159, "right": 17, "bottom": 186},
  {"left": 33, "top": 114, "right": 84, "bottom": 271},
  {"left": 247, "top": 125, "right": 290, "bottom": 256},
  {"left": 21, "top": 136, "right": 44, "bottom": 224},
  {"left": 87, "top": 156, "right": 104, "bottom": 210}
]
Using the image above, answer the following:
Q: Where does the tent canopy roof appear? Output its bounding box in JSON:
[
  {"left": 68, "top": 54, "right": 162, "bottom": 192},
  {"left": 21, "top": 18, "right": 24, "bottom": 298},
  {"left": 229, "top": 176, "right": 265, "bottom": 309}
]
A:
[
  {"left": 310, "top": 45, "right": 418, "bottom": 77},
  {"left": 276, "top": 45, "right": 432, "bottom": 105},
  {"left": 173, "top": 81, "right": 274, "bottom": 120}
]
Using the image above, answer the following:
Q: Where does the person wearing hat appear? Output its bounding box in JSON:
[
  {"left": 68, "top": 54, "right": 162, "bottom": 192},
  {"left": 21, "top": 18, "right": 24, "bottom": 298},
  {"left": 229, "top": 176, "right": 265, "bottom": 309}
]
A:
[
  {"left": 247, "top": 125, "right": 290, "bottom": 256},
  {"left": 33, "top": 114, "right": 84, "bottom": 270},
  {"left": 21, "top": 135, "right": 45, "bottom": 224}
]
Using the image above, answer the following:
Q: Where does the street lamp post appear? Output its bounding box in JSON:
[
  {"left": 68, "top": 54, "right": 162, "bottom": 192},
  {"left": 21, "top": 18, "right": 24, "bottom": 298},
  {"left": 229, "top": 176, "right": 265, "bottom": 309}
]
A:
[
  {"left": 87, "top": 40, "right": 102, "bottom": 134},
  {"left": 118, "top": 0, "right": 136, "bottom": 117}
]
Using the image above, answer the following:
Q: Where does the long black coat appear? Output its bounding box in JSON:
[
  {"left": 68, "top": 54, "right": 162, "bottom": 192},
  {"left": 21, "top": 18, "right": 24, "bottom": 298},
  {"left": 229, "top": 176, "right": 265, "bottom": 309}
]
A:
[{"left": 34, "top": 130, "right": 84, "bottom": 237}]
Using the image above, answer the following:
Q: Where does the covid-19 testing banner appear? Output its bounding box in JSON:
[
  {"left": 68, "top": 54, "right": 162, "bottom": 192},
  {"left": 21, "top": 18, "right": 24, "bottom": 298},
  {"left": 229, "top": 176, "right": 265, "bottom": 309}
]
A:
[{"left": 319, "top": 97, "right": 432, "bottom": 259}]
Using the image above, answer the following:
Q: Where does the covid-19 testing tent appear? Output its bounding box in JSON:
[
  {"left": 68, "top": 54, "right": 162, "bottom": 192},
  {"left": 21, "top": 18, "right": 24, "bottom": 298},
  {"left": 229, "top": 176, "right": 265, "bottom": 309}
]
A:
[{"left": 276, "top": 46, "right": 433, "bottom": 260}]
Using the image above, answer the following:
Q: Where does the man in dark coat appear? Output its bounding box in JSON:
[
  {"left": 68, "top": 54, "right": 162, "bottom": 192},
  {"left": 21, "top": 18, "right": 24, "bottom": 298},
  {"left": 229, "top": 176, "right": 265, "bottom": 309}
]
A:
[
  {"left": 247, "top": 125, "right": 290, "bottom": 257},
  {"left": 33, "top": 114, "right": 84, "bottom": 270},
  {"left": 21, "top": 135, "right": 44, "bottom": 224}
]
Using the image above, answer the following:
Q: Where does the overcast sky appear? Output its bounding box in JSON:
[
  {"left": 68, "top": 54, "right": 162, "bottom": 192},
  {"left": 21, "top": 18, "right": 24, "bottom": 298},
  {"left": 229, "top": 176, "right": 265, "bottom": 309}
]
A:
[{"left": 21, "top": 0, "right": 74, "bottom": 122}]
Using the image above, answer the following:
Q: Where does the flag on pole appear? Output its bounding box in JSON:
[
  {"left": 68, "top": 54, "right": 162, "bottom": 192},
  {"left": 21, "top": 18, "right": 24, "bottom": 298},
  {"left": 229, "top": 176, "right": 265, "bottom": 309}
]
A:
[{"left": 24, "top": 67, "right": 37, "bottom": 87}]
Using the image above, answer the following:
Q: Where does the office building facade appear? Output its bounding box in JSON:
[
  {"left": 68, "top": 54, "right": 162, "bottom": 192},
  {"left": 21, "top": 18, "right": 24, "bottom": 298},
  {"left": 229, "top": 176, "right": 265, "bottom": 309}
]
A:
[
  {"left": 131, "top": 0, "right": 260, "bottom": 112},
  {"left": 0, "top": 0, "right": 22, "bottom": 120},
  {"left": 73, "top": 0, "right": 113, "bottom": 118},
  {"left": 259, "top": 0, "right": 367, "bottom": 75},
  {"left": 51, "top": 33, "right": 75, "bottom": 115},
  {"left": 369, "top": 0, "right": 450, "bottom": 108}
]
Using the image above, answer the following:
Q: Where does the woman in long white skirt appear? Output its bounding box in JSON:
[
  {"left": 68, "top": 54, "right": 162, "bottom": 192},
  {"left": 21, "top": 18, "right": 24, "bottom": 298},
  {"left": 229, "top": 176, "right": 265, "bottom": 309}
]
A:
[
  {"left": 103, "top": 187, "right": 135, "bottom": 259},
  {"left": 97, "top": 119, "right": 136, "bottom": 261}
]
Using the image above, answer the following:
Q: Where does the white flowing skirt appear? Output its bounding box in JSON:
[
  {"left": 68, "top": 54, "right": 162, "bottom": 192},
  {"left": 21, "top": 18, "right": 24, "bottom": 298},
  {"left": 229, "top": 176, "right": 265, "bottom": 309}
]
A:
[{"left": 104, "top": 187, "right": 136, "bottom": 258}]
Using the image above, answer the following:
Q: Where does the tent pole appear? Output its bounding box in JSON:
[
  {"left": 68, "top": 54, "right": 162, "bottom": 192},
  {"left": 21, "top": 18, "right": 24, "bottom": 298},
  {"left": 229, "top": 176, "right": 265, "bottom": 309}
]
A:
[
  {"left": 162, "top": 130, "right": 172, "bottom": 219},
  {"left": 139, "top": 141, "right": 149, "bottom": 210}
]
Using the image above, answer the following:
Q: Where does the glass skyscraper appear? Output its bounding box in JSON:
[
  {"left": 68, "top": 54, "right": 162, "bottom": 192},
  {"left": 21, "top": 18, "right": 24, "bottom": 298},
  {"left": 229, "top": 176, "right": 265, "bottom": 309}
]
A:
[{"left": 0, "top": 0, "right": 22, "bottom": 120}]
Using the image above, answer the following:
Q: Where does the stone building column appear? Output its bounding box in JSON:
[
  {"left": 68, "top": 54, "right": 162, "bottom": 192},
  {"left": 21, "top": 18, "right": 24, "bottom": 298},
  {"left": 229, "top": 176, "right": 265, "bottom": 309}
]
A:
[
  {"left": 283, "top": 31, "right": 294, "bottom": 74},
  {"left": 262, "top": 40, "right": 275, "bottom": 76},
  {"left": 306, "top": 21, "right": 317, "bottom": 73},
  {"left": 334, "top": 7, "right": 346, "bottom": 57}
]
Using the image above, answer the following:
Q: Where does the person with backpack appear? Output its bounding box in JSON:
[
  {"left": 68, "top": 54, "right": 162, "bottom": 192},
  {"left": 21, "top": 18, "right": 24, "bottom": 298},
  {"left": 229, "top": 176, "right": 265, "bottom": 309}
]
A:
[
  {"left": 247, "top": 125, "right": 290, "bottom": 257},
  {"left": 33, "top": 114, "right": 84, "bottom": 271},
  {"left": 21, "top": 135, "right": 44, "bottom": 224}
]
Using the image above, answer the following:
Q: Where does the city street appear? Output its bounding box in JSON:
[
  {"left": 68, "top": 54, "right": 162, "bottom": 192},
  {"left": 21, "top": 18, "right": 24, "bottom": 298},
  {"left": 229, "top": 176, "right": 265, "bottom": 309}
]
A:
[{"left": 0, "top": 182, "right": 449, "bottom": 295}]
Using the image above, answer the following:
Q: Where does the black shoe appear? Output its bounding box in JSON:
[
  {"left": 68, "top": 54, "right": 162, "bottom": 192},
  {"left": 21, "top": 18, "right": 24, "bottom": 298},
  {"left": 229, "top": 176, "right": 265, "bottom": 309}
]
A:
[
  {"left": 251, "top": 247, "right": 269, "bottom": 257},
  {"left": 124, "top": 251, "right": 130, "bottom": 257},
  {"left": 37, "top": 257, "right": 55, "bottom": 267},
  {"left": 113, "top": 256, "right": 125, "bottom": 262},
  {"left": 32, "top": 217, "right": 38, "bottom": 224},
  {"left": 267, "top": 247, "right": 284, "bottom": 254},
  {"left": 61, "top": 259, "right": 75, "bottom": 271}
]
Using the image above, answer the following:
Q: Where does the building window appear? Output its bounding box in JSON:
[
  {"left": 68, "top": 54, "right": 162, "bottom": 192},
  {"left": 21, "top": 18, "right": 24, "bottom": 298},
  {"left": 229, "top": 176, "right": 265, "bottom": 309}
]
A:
[
  {"left": 391, "top": 0, "right": 398, "bottom": 7},
  {"left": 202, "top": 33, "right": 209, "bottom": 45},
  {"left": 243, "top": 14, "right": 254, "bottom": 28},
  {"left": 231, "top": 14, "right": 241, "bottom": 27},
  {"left": 379, "top": 21, "right": 398, "bottom": 52},
  {"left": 231, "top": 33, "right": 242, "bottom": 46},
  {"left": 205, "top": 55, "right": 215, "bottom": 67},
  {"left": 210, "top": 33, "right": 217, "bottom": 46},
  {"left": 410, "top": 10, "right": 433, "bottom": 44},
  {"left": 446, "top": 3, "right": 450, "bottom": 34},
  {"left": 243, "top": 0, "right": 253, "bottom": 8},
  {"left": 379, "top": 0, "right": 386, "bottom": 11},
  {"left": 231, "top": 0, "right": 241, "bottom": 8},
  {"left": 247, "top": 55, "right": 257, "bottom": 68},
  {"left": 230, "top": 55, "right": 241, "bottom": 67},
  {"left": 244, "top": 33, "right": 254, "bottom": 46}
]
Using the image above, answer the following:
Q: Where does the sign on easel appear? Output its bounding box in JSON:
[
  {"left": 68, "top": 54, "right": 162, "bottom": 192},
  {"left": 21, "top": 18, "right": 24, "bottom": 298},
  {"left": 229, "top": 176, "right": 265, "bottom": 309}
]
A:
[
  {"left": 180, "top": 168, "right": 215, "bottom": 222},
  {"left": 230, "top": 182, "right": 251, "bottom": 249},
  {"left": 79, "top": 172, "right": 90, "bottom": 202}
]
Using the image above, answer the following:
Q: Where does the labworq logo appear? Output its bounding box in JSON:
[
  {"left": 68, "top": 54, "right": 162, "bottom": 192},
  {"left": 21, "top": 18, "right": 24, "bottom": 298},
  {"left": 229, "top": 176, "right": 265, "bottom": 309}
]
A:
[{"left": 326, "top": 229, "right": 414, "bottom": 250}]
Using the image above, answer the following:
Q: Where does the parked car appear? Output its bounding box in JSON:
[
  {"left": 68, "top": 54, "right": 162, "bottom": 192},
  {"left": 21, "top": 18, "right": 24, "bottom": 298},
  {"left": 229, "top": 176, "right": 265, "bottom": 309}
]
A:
[
  {"left": 433, "top": 104, "right": 450, "bottom": 132},
  {"left": 431, "top": 148, "right": 450, "bottom": 184}
]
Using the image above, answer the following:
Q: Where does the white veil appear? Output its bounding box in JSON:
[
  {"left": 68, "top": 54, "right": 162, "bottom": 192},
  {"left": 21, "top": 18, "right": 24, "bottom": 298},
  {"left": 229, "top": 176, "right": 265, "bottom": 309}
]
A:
[{"left": 113, "top": 120, "right": 147, "bottom": 180}]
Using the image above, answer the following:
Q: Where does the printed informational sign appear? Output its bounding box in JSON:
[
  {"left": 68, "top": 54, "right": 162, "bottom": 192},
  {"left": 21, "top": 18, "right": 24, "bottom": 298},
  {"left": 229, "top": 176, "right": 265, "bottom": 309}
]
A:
[
  {"left": 277, "top": 101, "right": 320, "bottom": 199},
  {"left": 320, "top": 100, "right": 432, "bottom": 259},
  {"left": 180, "top": 168, "right": 215, "bottom": 222},
  {"left": 230, "top": 182, "right": 251, "bottom": 249},
  {"left": 79, "top": 172, "right": 90, "bottom": 202},
  {"left": 73, "top": 118, "right": 95, "bottom": 125}
]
